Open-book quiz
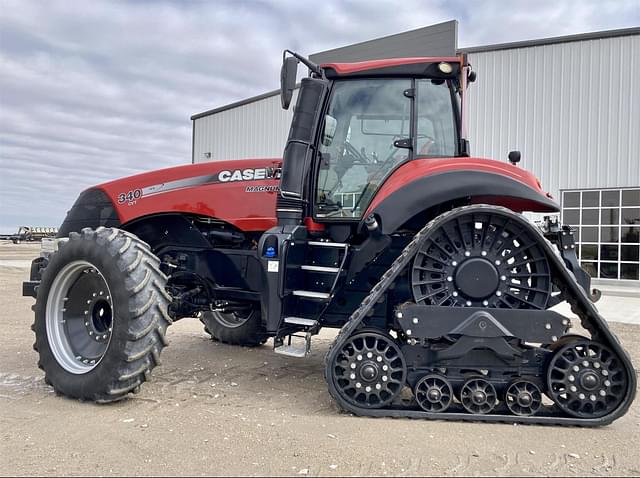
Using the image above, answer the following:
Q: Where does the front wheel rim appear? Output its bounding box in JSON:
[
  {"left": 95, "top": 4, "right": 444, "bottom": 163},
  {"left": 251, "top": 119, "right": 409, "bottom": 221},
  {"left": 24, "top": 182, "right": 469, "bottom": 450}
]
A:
[{"left": 46, "top": 261, "right": 113, "bottom": 374}]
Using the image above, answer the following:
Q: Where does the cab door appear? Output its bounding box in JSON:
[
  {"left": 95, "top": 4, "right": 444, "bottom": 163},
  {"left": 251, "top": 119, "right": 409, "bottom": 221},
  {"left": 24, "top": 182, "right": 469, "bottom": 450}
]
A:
[{"left": 314, "top": 78, "right": 413, "bottom": 220}]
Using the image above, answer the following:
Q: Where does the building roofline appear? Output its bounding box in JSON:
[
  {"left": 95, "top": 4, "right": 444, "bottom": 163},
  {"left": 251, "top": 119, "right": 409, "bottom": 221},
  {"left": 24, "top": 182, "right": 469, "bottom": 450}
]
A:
[
  {"left": 191, "top": 26, "right": 640, "bottom": 120},
  {"left": 309, "top": 20, "right": 457, "bottom": 63},
  {"left": 459, "top": 26, "right": 639, "bottom": 54},
  {"left": 191, "top": 88, "right": 282, "bottom": 120}
]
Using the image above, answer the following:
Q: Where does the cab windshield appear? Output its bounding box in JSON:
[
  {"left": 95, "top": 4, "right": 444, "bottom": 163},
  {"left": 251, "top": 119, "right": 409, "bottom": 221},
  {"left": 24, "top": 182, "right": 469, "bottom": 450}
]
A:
[{"left": 316, "top": 78, "right": 457, "bottom": 219}]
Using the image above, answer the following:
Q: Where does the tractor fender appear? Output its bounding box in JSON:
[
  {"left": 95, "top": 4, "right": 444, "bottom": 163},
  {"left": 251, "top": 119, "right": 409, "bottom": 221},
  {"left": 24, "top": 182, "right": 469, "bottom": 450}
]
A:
[{"left": 366, "top": 170, "right": 559, "bottom": 234}]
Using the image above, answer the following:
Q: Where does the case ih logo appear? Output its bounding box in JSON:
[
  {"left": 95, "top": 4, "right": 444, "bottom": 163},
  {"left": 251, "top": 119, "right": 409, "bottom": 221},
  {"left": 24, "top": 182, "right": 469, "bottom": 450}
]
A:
[
  {"left": 218, "top": 168, "right": 279, "bottom": 182},
  {"left": 133, "top": 167, "right": 282, "bottom": 204}
]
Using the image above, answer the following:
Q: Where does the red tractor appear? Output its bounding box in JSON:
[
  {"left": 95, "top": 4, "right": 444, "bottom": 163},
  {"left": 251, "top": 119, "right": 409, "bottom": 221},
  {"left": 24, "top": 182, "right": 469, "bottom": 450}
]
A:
[{"left": 24, "top": 51, "right": 635, "bottom": 425}]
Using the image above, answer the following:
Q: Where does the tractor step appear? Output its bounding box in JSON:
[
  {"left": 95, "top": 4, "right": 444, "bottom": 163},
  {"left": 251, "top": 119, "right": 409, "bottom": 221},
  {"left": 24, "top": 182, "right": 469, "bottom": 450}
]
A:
[
  {"left": 300, "top": 265, "right": 340, "bottom": 273},
  {"left": 274, "top": 333, "right": 311, "bottom": 358},
  {"left": 284, "top": 317, "right": 318, "bottom": 327},
  {"left": 307, "top": 240, "right": 348, "bottom": 248},
  {"left": 292, "top": 290, "right": 331, "bottom": 300}
]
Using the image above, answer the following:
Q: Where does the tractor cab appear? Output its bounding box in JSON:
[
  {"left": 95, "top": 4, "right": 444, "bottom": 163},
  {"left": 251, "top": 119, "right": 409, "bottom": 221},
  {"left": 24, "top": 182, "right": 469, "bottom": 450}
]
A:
[
  {"left": 315, "top": 75, "right": 458, "bottom": 219},
  {"left": 276, "top": 51, "right": 470, "bottom": 227},
  {"left": 258, "top": 52, "right": 475, "bottom": 354}
]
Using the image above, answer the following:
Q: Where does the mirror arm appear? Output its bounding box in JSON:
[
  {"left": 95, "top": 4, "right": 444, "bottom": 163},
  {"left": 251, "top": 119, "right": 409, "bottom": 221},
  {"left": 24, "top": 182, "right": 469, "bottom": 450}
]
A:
[{"left": 284, "top": 50, "right": 324, "bottom": 78}]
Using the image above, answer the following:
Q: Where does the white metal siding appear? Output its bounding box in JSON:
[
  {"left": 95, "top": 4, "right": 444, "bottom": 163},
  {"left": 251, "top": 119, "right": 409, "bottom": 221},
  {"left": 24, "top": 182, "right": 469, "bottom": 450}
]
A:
[
  {"left": 194, "top": 35, "right": 640, "bottom": 201},
  {"left": 193, "top": 90, "right": 297, "bottom": 162},
  {"left": 467, "top": 34, "right": 640, "bottom": 199}
]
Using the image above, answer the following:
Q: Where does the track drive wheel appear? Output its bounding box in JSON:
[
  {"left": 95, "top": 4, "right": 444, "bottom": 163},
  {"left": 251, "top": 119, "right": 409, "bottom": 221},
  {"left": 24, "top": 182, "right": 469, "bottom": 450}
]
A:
[
  {"left": 460, "top": 377, "right": 498, "bottom": 414},
  {"left": 32, "top": 228, "right": 171, "bottom": 402},
  {"left": 547, "top": 340, "right": 627, "bottom": 418},
  {"left": 411, "top": 209, "right": 552, "bottom": 309},
  {"left": 327, "top": 330, "right": 406, "bottom": 409},
  {"left": 414, "top": 374, "right": 453, "bottom": 412}
]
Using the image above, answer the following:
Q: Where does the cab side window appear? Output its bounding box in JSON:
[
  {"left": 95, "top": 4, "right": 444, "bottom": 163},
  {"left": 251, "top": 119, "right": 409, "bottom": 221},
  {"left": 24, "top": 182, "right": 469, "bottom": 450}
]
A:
[
  {"left": 316, "top": 79, "right": 411, "bottom": 219},
  {"left": 416, "top": 80, "right": 457, "bottom": 157}
]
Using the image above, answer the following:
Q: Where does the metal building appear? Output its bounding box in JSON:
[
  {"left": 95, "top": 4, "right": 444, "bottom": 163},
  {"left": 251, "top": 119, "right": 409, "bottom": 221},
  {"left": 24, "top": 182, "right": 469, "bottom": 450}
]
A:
[{"left": 191, "top": 24, "right": 640, "bottom": 283}]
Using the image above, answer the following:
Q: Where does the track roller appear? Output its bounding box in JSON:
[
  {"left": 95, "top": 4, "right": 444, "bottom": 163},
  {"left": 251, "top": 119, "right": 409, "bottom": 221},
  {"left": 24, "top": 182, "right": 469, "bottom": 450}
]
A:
[
  {"left": 414, "top": 374, "right": 453, "bottom": 412},
  {"left": 460, "top": 377, "right": 497, "bottom": 414},
  {"left": 505, "top": 380, "right": 542, "bottom": 416}
]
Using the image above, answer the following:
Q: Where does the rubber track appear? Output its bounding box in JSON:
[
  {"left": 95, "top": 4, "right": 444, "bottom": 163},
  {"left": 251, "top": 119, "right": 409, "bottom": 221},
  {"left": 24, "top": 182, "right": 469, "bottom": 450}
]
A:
[{"left": 324, "top": 205, "right": 637, "bottom": 426}]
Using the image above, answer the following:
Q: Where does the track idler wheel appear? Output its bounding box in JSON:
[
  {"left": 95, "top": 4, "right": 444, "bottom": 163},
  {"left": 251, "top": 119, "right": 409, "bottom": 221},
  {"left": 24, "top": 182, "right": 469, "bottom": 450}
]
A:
[
  {"left": 505, "top": 380, "right": 542, "bottom": 416},
  {"left": 460, "top": 377, "right": 498, "bottom": 414},
  {"left": 414, "top": 374, "right": 453, "bottom": 412},
  {"left": 547, "top": 340, "right": 627, "bottom": 418},
  {"left": 327, "top": 330, "right": 406, "bottom": 409}
]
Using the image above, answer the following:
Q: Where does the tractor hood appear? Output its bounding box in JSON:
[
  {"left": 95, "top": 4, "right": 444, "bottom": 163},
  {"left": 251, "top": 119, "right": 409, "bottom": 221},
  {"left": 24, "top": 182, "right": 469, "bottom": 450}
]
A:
[{"left": 58, "top": 158, "right": 282, "bottom": 236}]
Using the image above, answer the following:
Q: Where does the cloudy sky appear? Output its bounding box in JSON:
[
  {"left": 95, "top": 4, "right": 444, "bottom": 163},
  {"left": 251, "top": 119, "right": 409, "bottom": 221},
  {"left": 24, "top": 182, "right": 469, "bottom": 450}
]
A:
[{"left": 0, "top": 0, "right": 638, "bottom": 232}]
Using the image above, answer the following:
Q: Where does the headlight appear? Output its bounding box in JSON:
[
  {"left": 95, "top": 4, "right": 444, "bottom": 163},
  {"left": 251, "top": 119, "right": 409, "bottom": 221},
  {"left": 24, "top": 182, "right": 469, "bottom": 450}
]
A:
[{"left": 438, "top": 62, "right": 453, "bottom": 74}]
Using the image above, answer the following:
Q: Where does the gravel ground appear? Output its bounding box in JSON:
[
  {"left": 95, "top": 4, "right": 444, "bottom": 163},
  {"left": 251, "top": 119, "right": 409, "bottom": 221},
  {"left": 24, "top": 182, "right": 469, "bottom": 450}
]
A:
[{"left": 1, "top": 242, "right": 639, "bottom": 477}]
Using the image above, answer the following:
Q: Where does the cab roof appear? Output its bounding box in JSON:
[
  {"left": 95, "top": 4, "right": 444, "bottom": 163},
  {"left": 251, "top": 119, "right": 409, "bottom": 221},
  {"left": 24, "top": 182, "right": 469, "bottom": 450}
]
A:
[{"left": 321, "top": 56, "right": 462, "bottom": 79}]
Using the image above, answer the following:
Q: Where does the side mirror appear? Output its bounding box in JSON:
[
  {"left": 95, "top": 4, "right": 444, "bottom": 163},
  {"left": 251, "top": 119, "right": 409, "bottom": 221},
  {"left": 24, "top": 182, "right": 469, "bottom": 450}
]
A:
[
  {"left": 322, "top": 115, "right": 337, "bottom": 146},
  {"left": 280, "top": 56, "right": 299, "bottom": 110},
  {"left": 508, "top": 150, "right": 521, "bottom": 165}
]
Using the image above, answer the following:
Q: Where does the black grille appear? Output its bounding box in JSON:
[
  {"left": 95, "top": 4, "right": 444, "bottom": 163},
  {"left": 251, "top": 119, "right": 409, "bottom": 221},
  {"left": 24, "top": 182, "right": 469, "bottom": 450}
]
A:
[{"left": 57, "top": 188, "right": 120, "bottom": 237}]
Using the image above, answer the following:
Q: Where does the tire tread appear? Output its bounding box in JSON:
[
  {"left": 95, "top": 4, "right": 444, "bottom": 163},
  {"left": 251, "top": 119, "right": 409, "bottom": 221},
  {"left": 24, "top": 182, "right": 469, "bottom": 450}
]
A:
[{"left": 32, "top": 227, "right": 171, "bottom": 403}]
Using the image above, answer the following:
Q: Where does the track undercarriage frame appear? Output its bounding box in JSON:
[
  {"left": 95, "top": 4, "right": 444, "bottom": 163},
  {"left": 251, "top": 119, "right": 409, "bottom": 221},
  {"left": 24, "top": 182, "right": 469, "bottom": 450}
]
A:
[{"left": 323, "top": 205, "right": 636, "bottom": 426}]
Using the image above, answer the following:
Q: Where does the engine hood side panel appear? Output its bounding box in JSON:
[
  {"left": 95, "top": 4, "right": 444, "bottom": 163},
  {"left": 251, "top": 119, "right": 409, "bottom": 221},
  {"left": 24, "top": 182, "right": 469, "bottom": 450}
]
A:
[{"left": 95, "top": 158, "right": 282, "bottom": 232}]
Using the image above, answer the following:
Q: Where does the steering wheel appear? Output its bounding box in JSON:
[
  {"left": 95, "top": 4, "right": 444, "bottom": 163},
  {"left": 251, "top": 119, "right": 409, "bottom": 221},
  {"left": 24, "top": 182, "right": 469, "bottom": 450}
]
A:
[{"left": 344, "top": 141, "right": 373, "bottom": 165}]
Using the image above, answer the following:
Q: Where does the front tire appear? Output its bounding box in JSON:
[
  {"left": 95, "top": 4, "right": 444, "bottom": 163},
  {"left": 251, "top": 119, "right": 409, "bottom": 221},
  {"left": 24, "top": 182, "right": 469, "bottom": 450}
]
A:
[
  {"left": 32, "top": 227, "right": 172, "bottom": 402},
  {"left": 200, "top": 307, "right": 266, "bottom": 346}
]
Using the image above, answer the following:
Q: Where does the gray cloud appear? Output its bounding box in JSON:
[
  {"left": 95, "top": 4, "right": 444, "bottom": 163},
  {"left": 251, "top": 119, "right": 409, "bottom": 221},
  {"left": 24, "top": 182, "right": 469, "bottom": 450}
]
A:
[{"left": 1, "top": 0, "right": 638, "bottom": 232}]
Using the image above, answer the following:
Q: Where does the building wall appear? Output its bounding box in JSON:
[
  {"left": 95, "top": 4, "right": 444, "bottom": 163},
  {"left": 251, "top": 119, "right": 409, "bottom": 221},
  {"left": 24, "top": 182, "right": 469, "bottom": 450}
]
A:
[
  {"left": 192, "top": 89, "right": 297, "bottom": 162},
  {"left": 194, "top": 34, "right": 640, "bottom": 181},
  {"left": 466, "top": 34, "right": 640, "bottom": 200}
]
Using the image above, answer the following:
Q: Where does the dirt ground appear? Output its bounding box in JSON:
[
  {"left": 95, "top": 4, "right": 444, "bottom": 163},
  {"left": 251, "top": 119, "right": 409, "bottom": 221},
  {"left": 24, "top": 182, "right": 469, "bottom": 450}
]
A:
[{"left": 1, "top": 242, "right": 639, "bottom": 477}]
